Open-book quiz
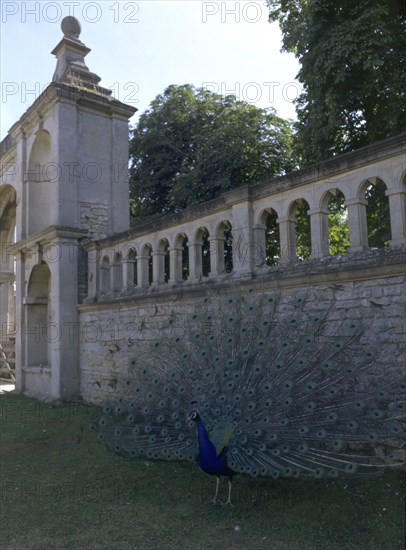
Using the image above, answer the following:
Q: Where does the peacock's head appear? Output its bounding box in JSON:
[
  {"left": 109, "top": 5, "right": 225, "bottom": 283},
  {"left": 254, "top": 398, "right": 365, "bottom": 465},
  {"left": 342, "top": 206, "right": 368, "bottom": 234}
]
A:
[{"left": 187, "top": 409, "right": 199, "bottom": 422}]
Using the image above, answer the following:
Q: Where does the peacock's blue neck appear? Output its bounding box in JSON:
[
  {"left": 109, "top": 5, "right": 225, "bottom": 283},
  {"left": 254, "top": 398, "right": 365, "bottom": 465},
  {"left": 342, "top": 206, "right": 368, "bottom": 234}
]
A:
[{"left": 196, "top": 416, "right": 211, "bottom": 450}]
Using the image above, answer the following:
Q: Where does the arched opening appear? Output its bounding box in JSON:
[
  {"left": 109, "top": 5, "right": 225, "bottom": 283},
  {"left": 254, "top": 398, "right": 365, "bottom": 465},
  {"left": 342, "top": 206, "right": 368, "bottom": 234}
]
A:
[
  {"left": 175, "top": 233, "right": 189, "bottom": 281},
  {"left": 213, "top": 221, "right": 233, "bottom": 274},
  {"left": 127, "top": 248, "right": 138, "bottom": 287},
  {"left": 223, "top": 222, "right": 233, "bottom": 273},
  {"left": 290, "top": 199, "right": 311, "bottom": 260},
  {"left": 27, "top": 130, "right": 54, "bottom": 234},
  {"left": 363, "top": 178, "right": 391, "bottom": 248},
  {"left": 140, "top": 244, "right": 153, "bottom": 287},
  {"left": 259, "top": 208, "right": 280, "bottom": 266},
  {"left": 200, "top": 229, "right": 211, "bottom": 277},
  {"left": 0, "top": 185, "right": 17, "bottom": 340},
  {"left": 112, "top": 252, "right": 123, "bottom": 292},
  {"left": 326, "top": 190, "right": 349, "bottom": 255},
  {"left": 26, "top": 263, "right": 51, "bottom": 368},
  {"left": 157, "top": 239, "right": 170, "bottom": 283},
  {"left": 100, "top": 256, "right": 110, "bottom": 293}
]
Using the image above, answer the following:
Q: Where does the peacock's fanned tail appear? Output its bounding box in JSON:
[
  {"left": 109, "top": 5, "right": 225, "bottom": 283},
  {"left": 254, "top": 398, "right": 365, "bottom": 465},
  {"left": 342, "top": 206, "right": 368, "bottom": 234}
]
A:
[{"left": 93, "top": 288, "right": 405, "bottom": 479}]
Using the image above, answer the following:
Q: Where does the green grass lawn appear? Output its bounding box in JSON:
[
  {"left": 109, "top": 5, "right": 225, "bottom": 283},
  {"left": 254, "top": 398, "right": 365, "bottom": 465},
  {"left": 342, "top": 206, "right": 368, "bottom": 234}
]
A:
[{"left": 0, "top": 392, "right": 404, "bottom": 550}]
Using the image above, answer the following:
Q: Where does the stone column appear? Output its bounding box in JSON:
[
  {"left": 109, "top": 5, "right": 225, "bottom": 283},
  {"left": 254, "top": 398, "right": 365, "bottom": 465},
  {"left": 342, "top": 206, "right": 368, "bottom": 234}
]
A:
[
  {"left": 209, "top": 237, "right": 225, "bottom": 276},
  {"left": 386, "top": 186, "right": 406, "bottom": 246},
  {"left": 123, "top": 258, "right": 136, "bottom": 289},
  {"left": 308, "top": 207, "right": 329, "bottom": 259},
  {"left": 187, "top": 241, "right": 202, "bottom": 281},
  {"left": 152, "top": 251, "right": 166, "bottom": 285},
  {"left": 168, "top": 246, "right": 183, "bottom": 284},
  {"left": 0, "top": 272, "right": 12, "bottom": 338},
  {"left": 345, "top": 197, "right": 369, "bottom": 252},
  {"left": 110, "top": 259, "right": 123, "bottom": 292},
  {"left": 277, "top": 216, "right": 297, "bottom": 263},
  {"left": 137, "top": 253, "right": 150, "bottom": 288},
  {"left": 252, "top": 224, "right": 267, "bottom": 268},
  {"left": 13, "top": 249, "right": 25, "bottom": 393}
]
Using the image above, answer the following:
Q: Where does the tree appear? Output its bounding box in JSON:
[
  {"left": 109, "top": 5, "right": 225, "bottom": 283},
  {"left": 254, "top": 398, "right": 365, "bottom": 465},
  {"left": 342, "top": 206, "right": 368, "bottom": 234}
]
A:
[
  {"left": 129, "top": 84, "right": 297, "bottom": 222},
  {"left": 267, "top": 0, "right": 406, "bottom": 164}
]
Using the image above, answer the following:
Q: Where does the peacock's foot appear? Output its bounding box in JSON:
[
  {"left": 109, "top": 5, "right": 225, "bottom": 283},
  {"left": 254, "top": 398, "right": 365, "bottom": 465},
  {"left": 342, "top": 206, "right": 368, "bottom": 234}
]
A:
[{"left": 221, "top": 499, "right": 234, "bottom": 507}]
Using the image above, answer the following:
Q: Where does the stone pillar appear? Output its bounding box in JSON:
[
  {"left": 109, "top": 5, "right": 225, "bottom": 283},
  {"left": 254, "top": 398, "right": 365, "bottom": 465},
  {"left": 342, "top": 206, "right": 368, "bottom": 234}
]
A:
[
  {"left": 227, "top": 189, "right": 255, "bottom": 275},
  {"left": 252, "top": 224, "right": 267, "bottom": 268},
  {"left": 386, "top": 186, "right": 406, "bottom": 246},
  {"left": 308, "top": 207, "right": 329, "bottom": 259},
  {"left": 13, "top": 250, "right": 25, "bottom": 393},
  {"left": 152, "top": 251, "right": 166, "bottom": 285},
  {"left": 277, "top": 216, "right": 297, "bottom": 263},
  {"left": 168, "top": 246, "right": 183, "bottom": 284},
  {"left": 111, "top": 260, "right": 123, "bottom": 292},
  {"left": 345, "top": 197, "right": 369, "bottom": 252},
  {"left": 48, "top": 237, "right": 82, "bottom": 398},
  {"left": 123, "top": 258, "right": 136, "bottom": 289},
  {"left": 138, "top": 254, "right": 150, "bottom": 288},
  {"left": 187, "top": 241, "right": 202, "bottom": 281},
  {"left": 209, "top": 237, "right": 225, "bottom": 276},
  {"left": 0, "top": 272, "right": 12, "bottom": 338}
]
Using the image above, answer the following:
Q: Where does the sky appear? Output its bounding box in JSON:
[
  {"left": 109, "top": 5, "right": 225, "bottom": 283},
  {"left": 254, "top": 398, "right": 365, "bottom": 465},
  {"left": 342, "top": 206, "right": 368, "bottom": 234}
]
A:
[{"left": 0, "top": 1, "right": 301, "bottom": 140}]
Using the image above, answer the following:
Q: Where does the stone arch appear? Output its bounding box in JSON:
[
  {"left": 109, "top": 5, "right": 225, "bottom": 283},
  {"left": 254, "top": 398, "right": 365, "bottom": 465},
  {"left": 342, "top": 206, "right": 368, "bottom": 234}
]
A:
[
  {"left": 25, "top": 262, "right": 51, "bottom": 368},
  {"left": 125, "top": 247, "right": 138, "bottom": 287},
  {"left": 320, "top": 189, "right": 349, "bottom": 256},
  {"left": 359, "top": 177, "right": 391, "bottom": 248},
  {"left": 194, "top": 227, "right": 211, "bottom": 278},
  {"left": 257, "top": 207, "right": 280, "bottom": 266},
  {"left": 100, "top": 256, "right": 110, "bottom": 293},
  {"left": 27, "top": 130, "right": 54, "bottom": 234},
  {"left": 0, "top": 185, "right": 17, "bottom": 337},
  {"left": 287, "top": 198, "right": 311, "bottom": 260},
  {"left": 139, "top": 243, "right": 153, "bottom": 287},
  {"left": 213, "top": 220, "right": 233, "bottom": 274}
]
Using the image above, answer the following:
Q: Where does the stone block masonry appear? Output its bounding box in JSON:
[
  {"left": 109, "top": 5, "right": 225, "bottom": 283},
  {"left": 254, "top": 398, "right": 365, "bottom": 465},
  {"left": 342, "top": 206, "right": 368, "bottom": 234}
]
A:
[{"left": 79, "top": 249, "right": 405, "bottom": 404}]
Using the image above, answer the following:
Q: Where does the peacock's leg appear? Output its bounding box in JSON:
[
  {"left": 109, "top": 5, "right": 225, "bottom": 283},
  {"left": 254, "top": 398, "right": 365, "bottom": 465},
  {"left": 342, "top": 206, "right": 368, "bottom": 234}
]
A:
[
  {"left": 212, "top": 476, "right": 220, "bottom": 505},
  {"left": 222, "top": 478, "right": 233, "bottom": 507}
]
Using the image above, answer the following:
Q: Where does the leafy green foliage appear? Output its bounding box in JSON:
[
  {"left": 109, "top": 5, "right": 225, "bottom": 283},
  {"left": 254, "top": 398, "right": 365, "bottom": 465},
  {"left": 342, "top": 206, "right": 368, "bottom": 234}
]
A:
[
  {"left": 295, "top": 200, "right": 311, "bottom": 260},
  {"left": 267, "top": 0, "right": 406, "bottom": 164},
  {"left": 129, "top": 85, "right": 297, "bottom": 222},
  {"left": 328, "top": 192, "right": 350, "bottom": 255},
  {"left": 265, "top": 210, "right": 280, "bottom": 266},
  {"left": 366, "top": 181, "right": 391, "bottom": 248}
]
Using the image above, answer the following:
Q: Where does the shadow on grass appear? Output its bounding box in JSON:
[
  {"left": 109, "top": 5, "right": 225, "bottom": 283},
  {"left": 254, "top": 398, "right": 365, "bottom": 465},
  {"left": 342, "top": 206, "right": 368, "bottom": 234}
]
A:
[{"left": 0, "top": 392, "right": 404, "bottom": 550}]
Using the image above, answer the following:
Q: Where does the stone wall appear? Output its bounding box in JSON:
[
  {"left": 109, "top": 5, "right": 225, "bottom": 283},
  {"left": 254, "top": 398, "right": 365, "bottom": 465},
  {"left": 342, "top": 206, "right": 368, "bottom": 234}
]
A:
[{"left": 79, "top": 247, "right": 405, "bottom": 404}]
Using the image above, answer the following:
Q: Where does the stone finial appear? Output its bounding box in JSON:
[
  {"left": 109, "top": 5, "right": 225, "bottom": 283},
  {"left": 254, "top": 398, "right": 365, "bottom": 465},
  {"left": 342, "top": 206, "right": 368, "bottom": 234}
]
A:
[
  {"left": 61, "top": 16, "right": 81, "bottom": 39},
  {"left": 51, "top": 17, "right": 111, "bottom": 95}
]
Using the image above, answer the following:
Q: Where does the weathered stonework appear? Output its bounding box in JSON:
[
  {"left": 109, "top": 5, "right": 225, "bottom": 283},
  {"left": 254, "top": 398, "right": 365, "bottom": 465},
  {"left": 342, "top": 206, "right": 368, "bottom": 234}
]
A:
[
  {"left": 0, "top": 18, "right": 405, "bottom": 403},
  {"left": 79, "top": 249, "right": 405, "bottom": 404}
]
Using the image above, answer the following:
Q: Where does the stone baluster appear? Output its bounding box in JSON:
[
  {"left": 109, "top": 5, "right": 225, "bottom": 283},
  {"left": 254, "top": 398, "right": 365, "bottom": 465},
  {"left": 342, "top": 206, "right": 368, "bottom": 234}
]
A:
[
  {"left": 209, "top": 236, "right": 225, "bottom": 276},
  {"left": 277, "top": 216, "right": 297, "bottom": 263},
  {"left": 152, "top": 251, "right": 166, "bottom": 285},
  {"left": 137, "top": 252, "right": 150, "bottom": 288},
  {"left": 187, "top": 240, "right": 203, "bottom": 281},
  {"left": 386, "top": 185, "right": 406, "bottom": 246},
  {"left": 168, "top": 246, "right": 183, "bottom": 284},
  {"left": 308, "top": 207, "right": 329, "bottom": 259},
  {"left": 345, "top": 197, "right": 369, "bottom": 252}
]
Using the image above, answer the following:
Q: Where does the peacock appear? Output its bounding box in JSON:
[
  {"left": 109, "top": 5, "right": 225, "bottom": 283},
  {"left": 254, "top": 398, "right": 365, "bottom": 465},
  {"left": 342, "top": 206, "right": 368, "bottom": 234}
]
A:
[{"left": 92, "top": 287, "right": 405, "bottom": 505}]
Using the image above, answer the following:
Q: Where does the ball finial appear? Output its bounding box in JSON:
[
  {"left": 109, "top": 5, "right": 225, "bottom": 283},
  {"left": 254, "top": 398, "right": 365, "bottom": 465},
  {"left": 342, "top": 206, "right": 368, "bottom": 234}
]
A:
[{"left": 61, "top": 16, "right": 81, "bottom": 39}]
